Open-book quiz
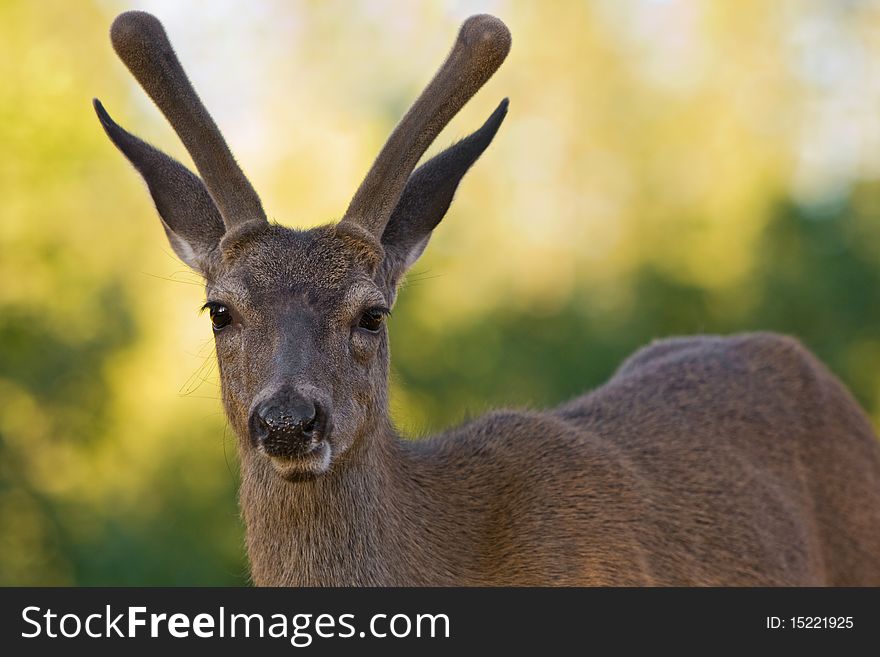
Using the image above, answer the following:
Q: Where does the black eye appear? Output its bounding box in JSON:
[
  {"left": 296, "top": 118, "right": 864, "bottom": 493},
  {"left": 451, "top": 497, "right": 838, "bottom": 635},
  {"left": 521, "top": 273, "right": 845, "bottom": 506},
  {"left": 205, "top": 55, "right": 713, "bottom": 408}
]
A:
[
  {"left": 207, "top": 304, "right": 232, "bottom": 331},
  {"left": 358, "top": 308, "right": 387, "bottom": 333}
]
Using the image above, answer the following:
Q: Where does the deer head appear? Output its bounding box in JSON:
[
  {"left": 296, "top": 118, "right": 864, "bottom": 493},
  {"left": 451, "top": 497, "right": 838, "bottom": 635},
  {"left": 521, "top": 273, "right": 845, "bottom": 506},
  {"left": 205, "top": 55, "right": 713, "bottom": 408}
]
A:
[{"left": 94, "top": 11, "right": 510, "bottom": 480}]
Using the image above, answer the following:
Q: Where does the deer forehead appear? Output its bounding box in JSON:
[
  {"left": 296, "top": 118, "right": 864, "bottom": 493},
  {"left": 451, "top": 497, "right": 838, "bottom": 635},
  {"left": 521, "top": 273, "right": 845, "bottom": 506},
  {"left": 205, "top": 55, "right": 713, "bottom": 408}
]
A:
[{"left": 207, "top": 224, "right": 385, "bottom": 314}]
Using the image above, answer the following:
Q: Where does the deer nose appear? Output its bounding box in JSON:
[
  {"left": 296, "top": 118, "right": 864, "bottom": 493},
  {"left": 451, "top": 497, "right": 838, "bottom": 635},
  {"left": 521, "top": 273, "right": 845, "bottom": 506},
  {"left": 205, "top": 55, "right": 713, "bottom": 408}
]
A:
[{"left": 249, "top": 392, "right": 327, "bottom": 456}]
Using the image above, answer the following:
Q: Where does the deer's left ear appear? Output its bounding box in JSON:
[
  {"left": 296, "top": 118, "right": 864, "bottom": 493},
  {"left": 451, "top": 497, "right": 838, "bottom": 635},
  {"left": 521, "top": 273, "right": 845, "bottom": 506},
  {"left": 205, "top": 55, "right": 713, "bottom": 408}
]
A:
[{"left": 380, "top": 99, "right": 508, "bottom": 288}]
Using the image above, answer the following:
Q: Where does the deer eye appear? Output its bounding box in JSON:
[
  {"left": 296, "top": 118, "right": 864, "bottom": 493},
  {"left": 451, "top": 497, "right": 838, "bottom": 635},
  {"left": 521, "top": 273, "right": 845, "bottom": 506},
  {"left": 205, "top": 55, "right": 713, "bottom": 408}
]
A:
[
  {"left": 357, "top": 308, "right": 388, "bottom": 333},
  {"left": 205, "top": 303, "right": 232, "bottom": 331}
]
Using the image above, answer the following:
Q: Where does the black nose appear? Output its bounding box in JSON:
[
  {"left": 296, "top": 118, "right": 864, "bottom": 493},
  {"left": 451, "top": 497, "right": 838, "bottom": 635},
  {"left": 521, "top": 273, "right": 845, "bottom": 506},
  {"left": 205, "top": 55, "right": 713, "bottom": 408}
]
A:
[{"left": 249, "top": 391, "right": 328, "bottom": 456}]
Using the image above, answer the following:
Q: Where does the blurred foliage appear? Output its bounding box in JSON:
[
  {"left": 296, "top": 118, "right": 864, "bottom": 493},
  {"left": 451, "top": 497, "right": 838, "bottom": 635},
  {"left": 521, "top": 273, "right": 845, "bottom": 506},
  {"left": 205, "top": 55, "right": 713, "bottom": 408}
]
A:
[{"left": 1, "top": 0, "right": 879, "bottom": 584}]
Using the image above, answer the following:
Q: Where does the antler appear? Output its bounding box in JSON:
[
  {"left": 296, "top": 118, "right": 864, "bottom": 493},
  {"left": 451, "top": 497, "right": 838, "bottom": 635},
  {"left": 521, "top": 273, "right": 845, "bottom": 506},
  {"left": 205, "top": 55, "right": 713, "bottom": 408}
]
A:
[
  {"left": 109, "top": 11, "right": 266, "bottom": 229},
  {"left": 340, "top": 14, "right": 511, "bottom": 239}
]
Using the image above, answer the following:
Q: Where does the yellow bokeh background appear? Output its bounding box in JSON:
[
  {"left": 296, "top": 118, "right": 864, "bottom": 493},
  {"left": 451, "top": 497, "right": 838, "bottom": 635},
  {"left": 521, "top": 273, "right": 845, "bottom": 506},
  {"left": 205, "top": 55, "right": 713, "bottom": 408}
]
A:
[{"left": 2, "top": 0, "right": 879, "bottom": 584}]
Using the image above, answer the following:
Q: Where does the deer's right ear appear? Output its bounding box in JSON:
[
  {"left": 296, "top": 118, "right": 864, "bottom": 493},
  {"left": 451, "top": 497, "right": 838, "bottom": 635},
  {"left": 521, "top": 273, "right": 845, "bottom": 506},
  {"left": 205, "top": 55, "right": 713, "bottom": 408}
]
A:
[{"left": 93, "top": 99, "right": 226, "bottom": 274}]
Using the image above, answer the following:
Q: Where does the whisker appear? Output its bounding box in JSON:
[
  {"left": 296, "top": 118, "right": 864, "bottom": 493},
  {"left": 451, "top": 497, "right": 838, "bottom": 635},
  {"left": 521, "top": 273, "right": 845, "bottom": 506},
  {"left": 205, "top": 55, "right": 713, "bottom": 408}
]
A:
[
  {"left": 180, "top": 351, "right": 217, "bottom": 396},
  {"left": 140, "top": 270, "right": 204, "bottom": 287}
]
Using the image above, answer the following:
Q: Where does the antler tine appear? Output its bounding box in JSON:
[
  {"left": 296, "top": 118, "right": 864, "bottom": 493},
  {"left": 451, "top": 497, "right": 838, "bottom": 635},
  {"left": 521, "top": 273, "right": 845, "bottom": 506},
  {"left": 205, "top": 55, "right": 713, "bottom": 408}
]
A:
[
  {"left": 110, "top": 11, "right": 266, "bottom": 228},
  {"left": 341, "top": 14, "right": 511, "bottom": 239}
]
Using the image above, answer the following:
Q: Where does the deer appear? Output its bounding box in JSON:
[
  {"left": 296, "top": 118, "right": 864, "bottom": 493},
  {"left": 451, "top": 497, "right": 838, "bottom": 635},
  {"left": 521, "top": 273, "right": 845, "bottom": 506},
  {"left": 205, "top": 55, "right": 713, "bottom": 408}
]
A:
[{"left": 93, "top": 10, "right": 880, "bottom": 586}]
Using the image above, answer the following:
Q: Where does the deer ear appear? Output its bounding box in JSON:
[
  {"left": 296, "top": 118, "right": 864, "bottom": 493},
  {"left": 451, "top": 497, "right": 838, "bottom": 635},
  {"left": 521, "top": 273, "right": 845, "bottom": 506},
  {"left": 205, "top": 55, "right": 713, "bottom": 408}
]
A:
[
  {"left": 380, "top": 99, "right": 507, "bottom": 285},
  {"left": 94, "top": 99, "right": 225, "bottom": 274}
]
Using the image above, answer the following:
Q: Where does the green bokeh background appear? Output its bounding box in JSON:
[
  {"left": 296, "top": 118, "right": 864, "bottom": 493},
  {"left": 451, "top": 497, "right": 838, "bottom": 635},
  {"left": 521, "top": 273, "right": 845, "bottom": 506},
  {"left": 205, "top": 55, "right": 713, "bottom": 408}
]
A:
[{"left": 2, "top": 0, "right": 879, "bottom": 584}]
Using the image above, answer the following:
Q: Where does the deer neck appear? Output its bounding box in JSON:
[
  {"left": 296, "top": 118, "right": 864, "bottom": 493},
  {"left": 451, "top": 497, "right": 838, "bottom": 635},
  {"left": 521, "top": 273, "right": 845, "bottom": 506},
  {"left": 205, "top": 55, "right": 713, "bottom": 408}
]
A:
[{"left": 238, "top": 415, "right": 433, "bottom": 586}]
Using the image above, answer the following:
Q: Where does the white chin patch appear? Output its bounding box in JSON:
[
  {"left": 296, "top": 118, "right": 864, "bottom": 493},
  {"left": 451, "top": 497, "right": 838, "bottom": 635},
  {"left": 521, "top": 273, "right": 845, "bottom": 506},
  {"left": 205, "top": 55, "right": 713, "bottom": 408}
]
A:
[{"left": 269, "top": 441, "right": 332, "bottom": 479}]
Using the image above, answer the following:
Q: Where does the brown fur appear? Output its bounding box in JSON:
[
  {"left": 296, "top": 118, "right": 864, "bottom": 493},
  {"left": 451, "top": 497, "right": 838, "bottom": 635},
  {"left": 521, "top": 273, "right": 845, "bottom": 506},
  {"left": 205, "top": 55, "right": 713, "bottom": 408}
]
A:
[
  {"left": 236, "top": 265, "right": 880, "bottom": 586},
  {"left": 95, "top": 12, "right": 880, "bottom": 586},
  {"left": 341, "top": 14, "right": 511, "bottom": 237},
  {"left": 110, "top": 11, "right": 266, "bottom": 227}
]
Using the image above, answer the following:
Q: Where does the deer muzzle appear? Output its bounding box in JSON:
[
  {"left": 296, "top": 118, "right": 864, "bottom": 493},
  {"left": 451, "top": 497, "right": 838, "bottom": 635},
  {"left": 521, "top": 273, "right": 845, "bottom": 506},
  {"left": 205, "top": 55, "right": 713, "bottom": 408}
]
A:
[{"left": 249, "top": 387, "right": 331, "bottom": 459}]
